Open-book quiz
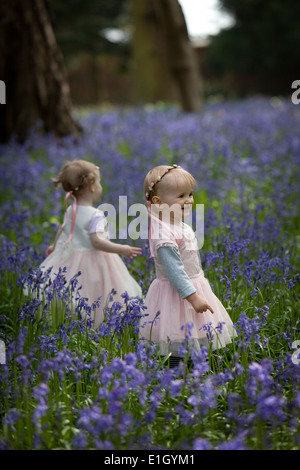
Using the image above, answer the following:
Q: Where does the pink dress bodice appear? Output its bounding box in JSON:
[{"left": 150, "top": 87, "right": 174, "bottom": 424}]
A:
[{"left": 151, "top": 220, "right": 202, "bottom": 280}]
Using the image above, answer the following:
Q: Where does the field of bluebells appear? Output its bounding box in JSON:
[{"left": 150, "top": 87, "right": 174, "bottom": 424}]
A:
[{"left": 0, "top": 97, "right": 299, "bottom": 450}]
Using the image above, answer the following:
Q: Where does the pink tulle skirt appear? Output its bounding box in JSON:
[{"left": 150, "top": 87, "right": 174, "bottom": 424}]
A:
[
  {"left": 141, "top": 271, "right": 236, "bottom": 355},
  {"left": 40, "top": 250, "right": 142, "bottom": 327}
]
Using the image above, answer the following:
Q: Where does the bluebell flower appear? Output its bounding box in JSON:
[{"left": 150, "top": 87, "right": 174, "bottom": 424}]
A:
[
  {"left": 193, "top": 438, "right": 212, "bottom": 450},
  {"left": 256, "top": 394, "right": 286, "bottom": 424},
  {"left": 3, "top": 409, "right": 22, "bottom": 432},
  {"left": 72, "top": 432, "right": 88, "bottom": 450},
  {"left": 38, "top": 334, "right": 59, "bottom": 354},
  {"left": 217, "top": 434, "right": 249, "bottom": 450},
  {"left": 169, "top": 379, "right": 184, "bottom": 398},
  {"left": 191, "top": 347, "right": 210, "bottom": 376}
]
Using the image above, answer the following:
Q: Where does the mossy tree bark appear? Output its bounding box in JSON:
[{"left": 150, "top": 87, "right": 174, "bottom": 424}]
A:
[
  {"left": 132, "top": 0, "right": 202, "bottom": 111},
  {"left": 0, "top": 0, "right": 81, "bottom": 142}
]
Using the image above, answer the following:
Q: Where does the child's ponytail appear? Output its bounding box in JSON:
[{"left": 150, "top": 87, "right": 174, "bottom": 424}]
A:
[{"left": 52, "top": 160, "right": 99, "bottom": 195}]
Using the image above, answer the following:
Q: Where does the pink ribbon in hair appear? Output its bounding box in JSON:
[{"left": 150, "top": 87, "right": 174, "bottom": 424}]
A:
[{"left": 61, "top": 190, "right": 78, "bottom": 244}]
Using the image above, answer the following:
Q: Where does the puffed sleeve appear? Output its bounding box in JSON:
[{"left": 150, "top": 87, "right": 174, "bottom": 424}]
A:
[{"left": 88, "top": 210, "right": 107, "bottom": 234}]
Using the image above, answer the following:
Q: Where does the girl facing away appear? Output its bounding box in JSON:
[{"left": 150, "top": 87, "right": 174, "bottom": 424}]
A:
[
  {"left": 141, "top": 164, "right": 236, "bottom": 366},
  {"left": 40, "top": 160, "right": 142, "bottom": 327}
]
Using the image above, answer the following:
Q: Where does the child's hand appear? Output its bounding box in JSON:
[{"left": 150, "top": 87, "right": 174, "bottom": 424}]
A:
[
  {"left": 186, "top": 292, "right": 214, "bottom": 314},
  {"left": 120, "top": 245, "right": 142, "bottom": 259},
  {"left": 45, "top": 245, "right": 54, "bottom": 256}
]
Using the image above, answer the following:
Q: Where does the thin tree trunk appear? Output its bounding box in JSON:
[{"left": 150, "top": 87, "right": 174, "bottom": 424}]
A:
[
  {"left": 132, "top": 0, "right": 177, "bottom": 104},
  {"left": 160, "top": 0, "right": 202, "bottom": 111},
  {"left": 132, "top": 0, "right": 202, "bottom": 111},
  {"left": 0, "top": 0, "right": 81, "bottom": 143}
]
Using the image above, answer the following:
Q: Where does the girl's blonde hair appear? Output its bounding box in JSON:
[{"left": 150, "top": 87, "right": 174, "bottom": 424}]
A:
[
  {"left": 52, "top": 160, "right": 99, "bottom": 194},
  {"left": 144, "top": 164, "right": 196, "bottom": 201}
]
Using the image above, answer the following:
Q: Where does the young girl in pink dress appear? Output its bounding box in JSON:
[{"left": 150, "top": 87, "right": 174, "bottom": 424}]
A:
[
  {"left": 40, "top": 160, "right": 142, "bottom": 327},
  {"left": 142, "top": 164, "right": 235, "bottom": 365}
]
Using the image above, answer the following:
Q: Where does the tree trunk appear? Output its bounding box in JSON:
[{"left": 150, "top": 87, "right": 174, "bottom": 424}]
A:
[
  {"left": 0, "top": 0, "right": 81, "bottom": 143},
  {"left": 132, "top": 0, "right": 177, "bottom": 104},
  {"left": 161, "top": 0, "right": 202, "bottom": 112},
  {"left": 132, "top": 0, "right": 202, "bottom": 111}
]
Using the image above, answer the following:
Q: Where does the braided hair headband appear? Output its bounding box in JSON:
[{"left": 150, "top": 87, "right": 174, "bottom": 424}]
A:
[{"left": 145, "top": 164, "right": 180, "bottom": 200}]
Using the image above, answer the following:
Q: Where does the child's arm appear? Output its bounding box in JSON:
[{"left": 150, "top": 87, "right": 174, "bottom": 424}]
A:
[
  {"left": 89, "top": 233, "right": 142, "bottom": 259},
  {"left": 184, "top": 291, "right": 214, "bottom": 314},
  {"left": 158, "top": 245, "right": 214, "bottom": 314},
  {"left": 45, "top": 226, "right": 64, "bottom": 256}
]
